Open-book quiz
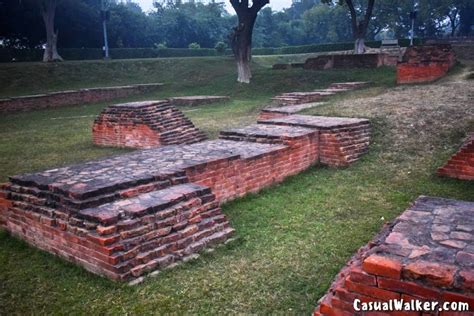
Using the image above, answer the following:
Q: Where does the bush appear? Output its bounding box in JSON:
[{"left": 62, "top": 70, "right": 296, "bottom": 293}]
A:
[
  {"left": 154, "top": 43, "right": 167, "bottom": 49},
  {"left": 188, "top": 42, "right": 201, "bottom": 49},
  {"left": 214, "top": 41, "right": 227, "bottom": 54}
]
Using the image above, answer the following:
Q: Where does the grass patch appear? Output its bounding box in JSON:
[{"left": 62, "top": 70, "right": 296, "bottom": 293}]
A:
[{"left": 0, "top": 58, "right": 472, "bottom": 314}]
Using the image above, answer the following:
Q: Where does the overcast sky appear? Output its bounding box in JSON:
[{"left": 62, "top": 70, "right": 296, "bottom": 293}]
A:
[{"left": 134, "top": 0, "right": 293, "bottom": 13}]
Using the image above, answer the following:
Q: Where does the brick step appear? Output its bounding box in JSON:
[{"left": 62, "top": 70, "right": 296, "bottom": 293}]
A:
[
  {"left": 258, "top": 103, "right": 328, "bottom": 121},
  {"left": 220, "top": 123, "right": 317, "bottom": 144},
  {"left": 281, "top": 91, "right": 335, "bottom": 97},
  {"left": 437, "top": 133, "right": 474, "bottom": 180},
  {"left": 328, "top": 81, "right": 370, "bottom": 89},
  {"left": 3, "top": 182, "right": 235, "bottom": 281},
  {"left": 8, "top": 155, "right": 190, "bottom": 210},
  {"left": 93, "top": 100, "right": 208, "bottom": 149},
  {"left": 259, "top": 114, "right": 371, "bottom": 166}
]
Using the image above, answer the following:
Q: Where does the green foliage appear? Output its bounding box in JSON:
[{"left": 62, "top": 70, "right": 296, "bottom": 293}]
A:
[
  {"left": 2, "top": 0, "right": 469, "bottom": 55},
  {"left": 188, "top": 42, "right": 201, "bottom": 49},
  {"left": 154, "top": 43, "right": 167, "bottom": 49},
  {"left": 214, "top": 41, "right": 227, "bottom": 54},
  {"left": 0, "top": 37, "right": 425, "bottom": 62}
]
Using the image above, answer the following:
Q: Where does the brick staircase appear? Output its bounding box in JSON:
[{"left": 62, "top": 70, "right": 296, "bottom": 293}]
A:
[
  {"left": 258, "top": 115, "right": 371, "bottom": 166},
  {"left": 262, "top": 82, "right": 370, "bottom": 120},
  {"left": 314, "top": 196, "right": 474, "bottom": 315},
  {"left": 437, "top": 133, "right": 474, "bottom": 181},
  {"left": 93, "top": 100, "right": 207, "bottom": 149}
]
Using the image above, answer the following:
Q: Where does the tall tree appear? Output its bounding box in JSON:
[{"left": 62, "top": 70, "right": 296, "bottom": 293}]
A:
[
  {"left": 40, "top": 0, "right": 63, "bottom": 61},
  {"left": 458, "top": 0, "right": 474, "bottom": 36},
  {"left": 324, "top": 0, "right": 375, "bottom": 54},
  {"left": 229, "top": 0, "right": 269, "bottom": 83}
]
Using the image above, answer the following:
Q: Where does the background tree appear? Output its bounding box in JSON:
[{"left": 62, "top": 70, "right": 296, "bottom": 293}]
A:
[
  {"left": 229, "top": 0, "right": 269, "bottom": 83},
  {"left": 458, "top": 0, "right": 474, "bottom": 36},
  {"left": 303, "top": 4, "right": 351, "bottom": 44},
  {"left": 40, "top": 0, "right": 63, "bottom": 61},
  {"left": 323, "top": 0, "right": 375, "bottom": 54}
]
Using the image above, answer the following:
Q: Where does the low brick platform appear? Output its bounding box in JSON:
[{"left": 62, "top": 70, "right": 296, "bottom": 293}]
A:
[
  {"left": 259, "top": 102, "right": 326, "bottom": 120},
  {"left": 328, "top": 82, "right": 370, "bottom": 90},
  {"left": 269, "top": 82, "right": 369, "bottom": 108},
  {"left": 314, "top": 196, "right": 474, "bottom": 315},
  {"left": 272, "top": 91, "right": 335, "bottom": 105},
  {"left": 92, "top": 100, "right": 207, "bottom": 149},
  {"left": 397, "top": 44, "right": 457, "bottom": 84},
  {"left": 1, "top": 180, "right": 234, "bottom": 281},
  {"left": 304, "top": 54, "right": 387, "bottom": 70},
  {"left": 258, "top": 115, "right": 371, "bottom": 166},
  {"left": 0, "top": 83, "right": 163, "bottom": 113},
  {"left": 437, "top": 133, "right": 474, "bottom": 181},
  {"left": 0, "top": 112, "right": 371, "bottom": 281},
  {"left": 168, "top": 96, "right": 230, "bottom": 107}
]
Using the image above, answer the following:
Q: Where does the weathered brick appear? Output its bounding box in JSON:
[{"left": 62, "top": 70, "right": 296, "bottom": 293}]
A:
[
  {"left": 362, "top": 254, "right": 402, "bottom": 279},
  {"left": 403, "top": 260, "right": 456, "bottom": 288}
]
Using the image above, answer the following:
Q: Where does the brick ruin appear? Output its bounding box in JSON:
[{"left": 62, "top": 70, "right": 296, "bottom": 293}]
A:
[
  {"left": 271, "top": 91, "right": 336, "bottom": 105},
  {"left": 273, "top": 54, "right": 393, "bottom": 71},
  {"left": 0, "top": 83, "right": 163, "bottom": 113},
  {"left": 92, "top": 100, "right": 207, "bottom": 149},
  {"left": 314, "top": 196, "right": 474, "bottom": 315},
  {"left": 438, "top": 133, "right": 474, "bottom": 181},
  {"left": 258, "top": 115, "right": 371, "bottom": 166},
  {"left": 303, "top": 54, "right": 388, "bottom": 70},
  {"left": 261, "top": 82, "right": 370, "bottom": 120},
  {"left": 397, "top": 44, "right": 457, "bottom": 84},
  {"left": 0, "top": 102, "right": 371, "bottom": 281}
]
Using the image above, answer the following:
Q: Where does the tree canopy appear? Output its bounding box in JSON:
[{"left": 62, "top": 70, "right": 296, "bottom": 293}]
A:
[{"left": 0, "top": 0, "right": 472, "bottom": 50}]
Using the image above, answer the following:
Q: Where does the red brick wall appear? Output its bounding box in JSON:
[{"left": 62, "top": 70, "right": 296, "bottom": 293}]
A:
[
  {"left": 258, "top": 111, "right": 289, "bottom": 121},
  {"left": 0, "top": 84, "right": 163, "bottom": 113},
  {"left": 397, "top": 63, "right": 451, "bottom": 84},
  {"left": 319, "top": 125, "right": 371, "bottom": 167},
  {"left": 1, "top": 184, "right": 234, "bottom": 281},
  {"left": 92, "top": 101, "right": 207, "bottom": 149},
  {"left": 93, "top": 123, "right": 162, "bottom": 149},
  {"left": 304, "top": 54, "right": 386, "bottom": 71},
  {"left": 437, "top": 133, "right": 474, "bottom": 180},
  {"left": 397, "top": 45, "right": 456, "bottom": 84},
  {"left": 314, "top": 196, "right": 474, "bottom": 315},
  {"left": 0, "top": 187, "right": 10, "bottom": 229},
  {"left": 258, "top": 116, "right": 371, "bottom": 167},
  {"left": 187, "top": 135, "right": 319, "bottom": 202}
]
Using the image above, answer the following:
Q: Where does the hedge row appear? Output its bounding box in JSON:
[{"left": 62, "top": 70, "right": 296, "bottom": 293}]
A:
[
  {"left": 0, "top": 47, "right": 222, "bottom": 62},
  {"left": 251, "top": 38, "right": 424, "bottom": 55},
  {"left": 0, "top": 39, "right": 424, "bottom": 62}
]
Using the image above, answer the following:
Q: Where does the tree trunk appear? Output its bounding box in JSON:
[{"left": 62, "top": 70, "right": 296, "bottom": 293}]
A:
[
  {"left": 41, "top": 0, "right": 63, "bottom": 62},
  {"left": 345, "top": 0, "right": 374, "bottom": 55},
  {"left": 354, "top": 37, "right": 365, "bottom": 54},
  {"left": 459, "top": 4, "right": 474, "bottom": 36},
  {"left": 229, "top": 0, "right": 268, "bottom": 84},
  {"left": 231, "top": 18, "right": 255, "bottom": 84}
]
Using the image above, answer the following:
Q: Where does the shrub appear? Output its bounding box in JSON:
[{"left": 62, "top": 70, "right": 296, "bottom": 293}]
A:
[
  {"left": 188, "top": 42, "right": 201, "bottom": 49},
  {"left": 154, "top": 43, "right": 167, "bottom": 49},
  {"left": 214, "top": 41, "right": 227, "bottom": 54}
]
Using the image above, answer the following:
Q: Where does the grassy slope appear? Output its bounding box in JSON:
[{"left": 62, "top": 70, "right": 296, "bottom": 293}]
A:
[{"left": 0, "top": 57, "right": 472, "bottom": 314}]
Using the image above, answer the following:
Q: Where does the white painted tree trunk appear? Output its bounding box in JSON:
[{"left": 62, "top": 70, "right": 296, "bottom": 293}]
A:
[
  {"left": 354, "top": 38, "right": 366, "bottom": 54},
  {"left": 236, "top": 58, "right": 251, "bottom": 84},
  {"left": 42, "top": 0, "right": 63, "bottom": 62}
]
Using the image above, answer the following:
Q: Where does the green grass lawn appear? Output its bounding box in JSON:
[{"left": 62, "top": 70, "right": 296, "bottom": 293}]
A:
[{"left": 0, "top": 57, "right": 473, "bottom": 314}]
